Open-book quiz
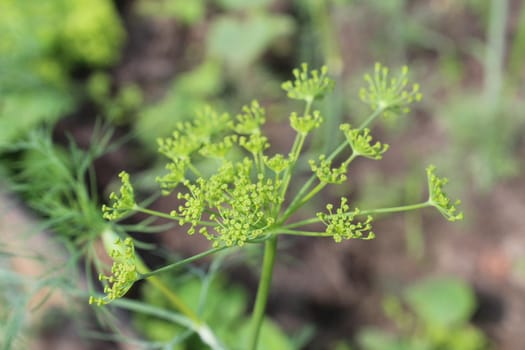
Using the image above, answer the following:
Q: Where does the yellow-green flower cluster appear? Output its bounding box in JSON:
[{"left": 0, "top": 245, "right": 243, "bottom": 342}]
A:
[
  {"left": 157, "top": 107, "right": 231, "bottom": 163},
  {"left": 309, "top": 155, "right": 347, "bottom": 184},
  {"left": 230, "top": 100, "right": 266, "bottom": 135},
  {"left": 317, "top": 198, "right": 375, "bottom": 242},
  {"left": 264, "top": 154, "right": 290, "bottom": 174},
  {"left": 281, "top": 64, "right": 335, "bottom": 103},
  {"left": 340, "top": 124, "right": 389, "bottom": 160},
  {"left": 359, "top": 63, "right": 422, "bottom": 118},
  {"left": 239, "top": 134, "right": 270, "bottom": 155},
  {"left": 199, "top": 135, "right": 238, "bottom": 159},
  {"left": 89, "top": 237, "right": 138, "bottom": 306},
  {"left": 290, "top": 111, "right": 324, "bottom": 135},
  {"left": 175, "top": 159, "right": 281, "bottom": 247},
  {"left": 156, "top": 158, "right": 189, "bottom": 195},
  {"left": 102, "top": 171, "right": 136, "bottom": 220},
  {"left": 426, "top": 165, "right": 464, "bottom": 222}
]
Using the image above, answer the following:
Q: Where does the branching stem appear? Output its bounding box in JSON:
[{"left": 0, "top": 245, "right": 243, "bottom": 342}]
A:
[
  {"left": 135, "top": 206, "right": 216, "bottom": 227},
  {"left": 283, "top": 201, "right": 431, "bottom": 229}
]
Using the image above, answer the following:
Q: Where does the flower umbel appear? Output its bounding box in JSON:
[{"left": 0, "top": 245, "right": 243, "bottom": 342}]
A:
[
  {"left": 281, "top": 64, "right": 335, "bottom": 103},
  {"left": 290, "top": 110, "right": 324, "bottom": 135},
  {"left": 156, "top": 158, "right": 189, "bottom": 195},
  {"left": 102, "top": 171, "right": 136, "bottom": 220},
  {"left": 359, "top": 63, "right": 422, "bottom": 118},
  {"left": 89, "top": 237, "right": 138, "bottom": 306},
  {"left": 231, "top": 100, "right": 266, "bottom": 135},
  {"left": 309, "top": 155, "right": 347, "bottom": 184},
  {"left": 426, "top": 165, "right": 463, "bottom": 222},
  {"left": 317, "top": 198, "right": 375, "bottom": 242},
  {"left": 340, "top": 124, "right": 389, "bottom": 160}
]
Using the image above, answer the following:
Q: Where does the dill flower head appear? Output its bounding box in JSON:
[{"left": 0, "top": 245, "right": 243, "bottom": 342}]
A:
[
  {"left": 426, "top": 165, "right": 464, "bottom": 222},
  {"left": 102, "top": 171, "right": 136, "bottom": 220},
  {"left": 359, "top": 63, "right": 422, "bottom": 119},
  {"left": 281, "top": 63, "right": 335, "bottom": 103},
  {"left": 89, "top": 237, "right": 138, "bottom": 306},
  {"left": 317, "top": 198, "right": 375, "bottom": 242}
]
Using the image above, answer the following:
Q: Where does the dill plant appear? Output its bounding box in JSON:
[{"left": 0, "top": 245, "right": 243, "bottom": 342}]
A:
[{"left": 96, "top": 63, "right": 462, "bottom": 349}]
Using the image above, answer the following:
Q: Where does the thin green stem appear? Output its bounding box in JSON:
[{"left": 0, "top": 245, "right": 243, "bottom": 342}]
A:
[
  {"left": 360, "top": 201, "right": 430, "bottom": 216},
  {"left": 277, "top": 99, "right": 314, "bottom": 207},
  {"left": 296, "top": 181, "right": 326, "bottom": 208},
  {"left": 283, "top": 201, "right": 431, "bottom": 229},
  {"left": 135, "top": 206, "right": 216, "bottom": 227},
  {"left": 248, "top": 236, "right": 278, "bottom": 350},
  {"left": 135, "top": 206, "right": 177, "bottom": 220},
  {"left": 139, "top": 246, "right": 227, "bottom": 279},
  {"left": 278, "top": 229, "right": 329, "bottom": 237},
  {"left": 303, "top": 97, "right": 313, "bottom": 118},
  {"left": 358, "top": 107, "right": 385, "bottom": 130},
  {"left": 484, "top": 0, "right": 508, "bottom": 105},
  {"left": 111, "top": 298, "right": 194, "bottom": 329}
]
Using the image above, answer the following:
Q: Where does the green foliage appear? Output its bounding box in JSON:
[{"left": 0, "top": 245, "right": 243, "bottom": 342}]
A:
[
  {"left": 135, "top": 61, "right": 225, "bottom": 148},
  {"left": 216, "top": 0, "right": 273, "bottom": 11},
  {"left": 5, "top": 129, "right": 111, "bottom": 242},
  {"left": 0, "top": 0, "right": 124, "bottom": 148},
  {"left": 438, "top": 93, "right": 522, "bottom": 191},
  {"left": 208, "top": 13, "right": 294, "bottom": 68},
  {"left": 404, "top": 277, "right": 475, "bottom": 328},
  {"left": 358, "top": 277, "right": 490, "bottom": 350},
  {"left": 134, "top": 272, "right": 294, "bottom": 350},
  {"left": 0, "top": 0, "right": 72, "bottom": 148},
  {"left": 135, "top": 0, "right": 206, "bottom": 24},
  {"left": 58, "top": 0, "right": 124, "bottom": 66},
  {"left": 87, "top": 72, "right": 143, "bottom": 124}
]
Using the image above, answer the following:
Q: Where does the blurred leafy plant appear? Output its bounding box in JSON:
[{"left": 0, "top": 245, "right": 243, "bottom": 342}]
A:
[
  {"left": 437, "top": 0, "right": 524, "bottom": 191},
  {"left": 134, "top": 269, "right": 295, "bottom": 350},
  {"left": 135, "top": 0, "right": 206, "bottom": 24},
  {"left": 5, "top": 127, "right": 112, "bottom": 244},
  {"left": 0, "top": 0, "right": 124, "bottom": 149},
  {"left": 357, "top": 277, "right": 490, "bottom": 350},
  {"left": 135, "top": 61, "right": 224, "bottom": 148},
  {"left": 87, "top": 72, "right": 143, "bottom": 124}
]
